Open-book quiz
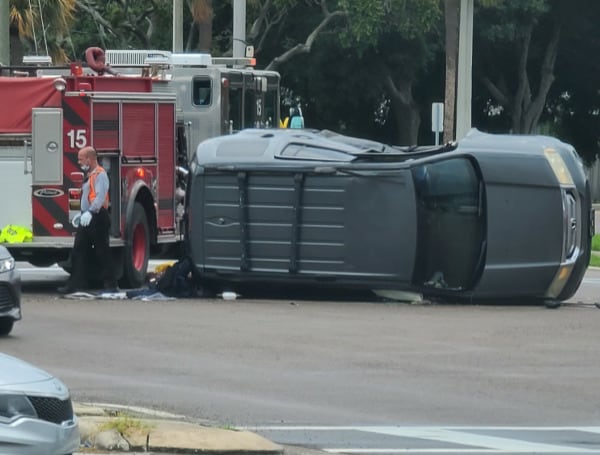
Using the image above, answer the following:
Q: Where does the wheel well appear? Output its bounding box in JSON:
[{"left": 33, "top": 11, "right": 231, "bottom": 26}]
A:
[{"left": 133, "top": 187, "right": 157, "bottom": 247}]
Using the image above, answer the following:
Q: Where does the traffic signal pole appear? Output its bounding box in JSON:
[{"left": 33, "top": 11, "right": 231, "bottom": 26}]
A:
[
  {"left": 455, "top": 0, "right": 473, "bottom": 140},
  {"left": 173, "top": 0, "right": 183, "bottom": 52}
]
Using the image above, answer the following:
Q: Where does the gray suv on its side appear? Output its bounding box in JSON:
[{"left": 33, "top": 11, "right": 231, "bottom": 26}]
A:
[{"left": 186, "top": 128, "right": 593, "bottom": 304}]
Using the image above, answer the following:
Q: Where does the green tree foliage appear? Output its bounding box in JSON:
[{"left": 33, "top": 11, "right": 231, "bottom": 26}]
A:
[
  {"left": 547, "top": 0, "right": 600, "bottom": 163},
  {"left": 473, "top": 0, "right": 560, "bottom": 133},
  {"left": 472, "top": 0, "right": 600, "bottom": 162},
  {"left": 71, "top": 0, "right": 173, "bottom": 57},
  {"left": 9, "top": 0, "right": 598, "bottom": 158},
  {"left": 9, "top": 0, "right": 77, "bottom": 64},
  {"left": 242, "top": 0, "right": 441, "bottom": 144}
]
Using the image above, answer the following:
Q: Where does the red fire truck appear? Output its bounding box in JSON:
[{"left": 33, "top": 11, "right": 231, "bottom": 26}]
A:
[{"left": 0, "top": 50, "right": 280, "bottom": 287}]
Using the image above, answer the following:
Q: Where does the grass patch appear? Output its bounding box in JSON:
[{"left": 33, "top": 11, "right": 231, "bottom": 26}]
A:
[
  {"left": 99, "top": 414, "right": 153, "bottom": 437},
  {"left": 590, "top": 254, "right": 600, "bottom": 268},
  {"left": 220, "top": 424, "right": 237, "bottom": 431},
  {"left": 592, "top": 234, "right": 600, "bottom": 252}
]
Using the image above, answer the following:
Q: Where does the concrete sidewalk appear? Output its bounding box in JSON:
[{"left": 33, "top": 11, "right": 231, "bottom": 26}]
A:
[{"left": 74, "top": 402, "right": 284, "bottom": 454}]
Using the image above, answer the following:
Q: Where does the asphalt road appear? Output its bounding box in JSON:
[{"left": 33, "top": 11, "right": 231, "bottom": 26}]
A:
[{"left": 3, "top": 266, "right": 600, "bottom": 431}]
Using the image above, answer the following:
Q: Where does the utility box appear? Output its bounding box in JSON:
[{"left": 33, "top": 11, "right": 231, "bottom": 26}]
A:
[{"left": 32, "top": 108, "right": 63, "bottom": 185}]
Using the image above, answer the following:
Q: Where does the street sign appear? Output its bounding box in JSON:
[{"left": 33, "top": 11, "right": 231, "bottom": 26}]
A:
[
  {"left": 431, "top": 102, "right": 444, "bottom": 133},
  {"left": 431, "top": 102, "right": 444, "bottom": 145}
]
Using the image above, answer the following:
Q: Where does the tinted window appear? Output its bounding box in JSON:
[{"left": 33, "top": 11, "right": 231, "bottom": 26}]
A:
[
  {"left": 192, "top": 77, "right": 212, "bottom": 106},
  {"left": 264, "top": 87, "right": 278, "bottom": 128},
  {"left": 412, "top": 158, "right": 485, "bottom": 290},
  {"left": 228, "top": 87, "right": 242, "bottom": 132},
  {"left": 244, "top": 89, "right": 255, "bottom": 128}
]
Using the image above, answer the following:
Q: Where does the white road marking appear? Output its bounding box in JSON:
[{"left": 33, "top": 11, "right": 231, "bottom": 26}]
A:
[
  {"left": 241, "top": 426, "right": 600, "bottom": 431},
  {"left": 241, "top": 426, "right": 600, "bottom": 454},
  {"left": 357, "top": 427, "right": 595, "bottom": 453},
  {"left": 326, "top": 449, "right": 503, "bottom": 453}
]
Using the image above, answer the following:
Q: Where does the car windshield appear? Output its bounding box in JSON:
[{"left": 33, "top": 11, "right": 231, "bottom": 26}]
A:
[{"left": 411, "top": 157, "right": 486, "bottom": 291}]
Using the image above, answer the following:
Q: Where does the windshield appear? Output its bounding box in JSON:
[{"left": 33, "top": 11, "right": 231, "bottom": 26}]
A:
[{"left": 412, "top": 157, "right": 485, "bottom": 291}]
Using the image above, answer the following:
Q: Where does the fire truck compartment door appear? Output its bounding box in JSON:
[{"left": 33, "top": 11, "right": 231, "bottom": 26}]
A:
[{"left": 32, "top": 108, "right": 63, "bottom": 185}]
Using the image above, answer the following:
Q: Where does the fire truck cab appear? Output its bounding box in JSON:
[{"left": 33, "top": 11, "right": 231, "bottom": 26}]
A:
[
  {"left": 104, "top": 50, "right": 281, "bottom": 163},
  {"left": 0, "top": 50, "right": 281, "bottom": 288}
]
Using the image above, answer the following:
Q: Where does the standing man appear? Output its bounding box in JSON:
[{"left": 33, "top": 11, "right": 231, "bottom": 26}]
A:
[{"left": 58, "top": 146, "right": 118, "bottom": 294}]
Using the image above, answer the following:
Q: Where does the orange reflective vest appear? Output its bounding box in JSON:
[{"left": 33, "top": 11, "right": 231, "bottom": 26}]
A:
[{"left": 88, "top": 166, "right": 109, "bottom": 209}]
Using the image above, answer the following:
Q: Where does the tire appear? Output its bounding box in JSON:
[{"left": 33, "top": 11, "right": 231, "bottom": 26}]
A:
[
  {"left": 0, "top": 318, "right": 14, "bottom": 336},
  {"left": 121, "top": 202, "right": 150, "bottom": 288}
]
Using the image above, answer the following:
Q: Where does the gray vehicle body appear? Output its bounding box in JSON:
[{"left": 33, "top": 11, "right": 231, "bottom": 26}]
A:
[
  {"left": 0, "top": 353, "right": 79, "bottom": 455},
  {"left": 0, "top": 245, "right": 21, "bottom": 335},
  {"left": 186, "top": 129, "right": 593, "bottom": 302}
]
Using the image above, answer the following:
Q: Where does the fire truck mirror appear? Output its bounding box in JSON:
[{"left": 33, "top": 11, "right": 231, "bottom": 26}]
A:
[{"left": 100, "top": 157, "right": 111, "bottom": 172}]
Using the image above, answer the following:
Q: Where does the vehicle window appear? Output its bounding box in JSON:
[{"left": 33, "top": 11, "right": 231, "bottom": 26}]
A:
[
  {"left": 264, "top": 87, "right": 278, "bottom": 128},
  {"left": 228, "top": 87, "right": 242, "bottom": 132},
  {"left": 279, "top": 143, "right": 355, "bottom": 162},
  {"left": 244, "top": 89, "right": 255, "bottom": 128},
  {"left": 192, "top": 77, "right": 212, "bottom": 106},
  {"left": 412, "top": 157, "right": 485, "bottom": 291}
]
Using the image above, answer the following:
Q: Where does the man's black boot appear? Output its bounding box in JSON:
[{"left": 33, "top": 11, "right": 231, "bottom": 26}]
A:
[{"left": 101, "top": 281, "right": 120, "bottom": 294}]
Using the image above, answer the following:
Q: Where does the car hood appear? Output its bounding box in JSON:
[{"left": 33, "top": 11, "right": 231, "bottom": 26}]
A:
[{"left": 0, "top": 353, "right": 60, "bottom": 391}]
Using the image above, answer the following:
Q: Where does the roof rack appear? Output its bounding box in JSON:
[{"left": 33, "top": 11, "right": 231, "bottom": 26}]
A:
[
  {"left": 106, "top": 50, "right": 221, "bottom": 68},
  {"left": 106, "top": 50, "right": 172, "bottom": 67},
  {"left": 105, "top": 50, "right": 255, "bottom": 69}
]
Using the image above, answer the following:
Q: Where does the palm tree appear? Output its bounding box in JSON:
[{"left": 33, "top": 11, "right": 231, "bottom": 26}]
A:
[
  {"left": 9, "top": 0, "right": 77, "bottom": 64},
  {"left": 186, "top": 0, "right": 212, "bottom": 52}
]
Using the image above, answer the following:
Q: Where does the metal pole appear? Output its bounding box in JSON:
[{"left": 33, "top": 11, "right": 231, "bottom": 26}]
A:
[
  {"left": 233, "top": 0, "right": 246, "bottom": 58},
  {"left": 0, "top": 0, "right": 9, "bottom": 65},
  {"left": 456, "top": 0, "right": 473, "bottom": 140},
  {"left": 173, "top": 0, "right": 183, "bottom": 52}
]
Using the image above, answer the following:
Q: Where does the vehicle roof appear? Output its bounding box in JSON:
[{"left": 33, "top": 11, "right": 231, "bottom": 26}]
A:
[
  {"left": 458, "top": 129, "right": 571, "bottom": 154},
  {"left": 192, "top": 128, "right": 573, "bottom": 167},
  {"left": 193, "top": 128, "right": 453, "bottom": 166}
]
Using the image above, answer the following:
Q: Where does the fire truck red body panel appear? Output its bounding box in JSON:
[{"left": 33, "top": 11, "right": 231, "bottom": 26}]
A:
[
  {"left": 0, "top": 77, "right": 61, "bottom": 133},
  {"left": 0, "top": 72, "right": 179, "bottom": 285}
]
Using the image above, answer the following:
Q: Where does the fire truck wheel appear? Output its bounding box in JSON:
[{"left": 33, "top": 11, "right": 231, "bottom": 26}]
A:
[{"left": 122, "top": 202, "right": 150, "bottom": 288}]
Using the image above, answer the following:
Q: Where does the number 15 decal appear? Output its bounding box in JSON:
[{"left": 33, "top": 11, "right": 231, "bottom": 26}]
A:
[{"left": 67, "top": 129, "right": 88, "bottom": 149}]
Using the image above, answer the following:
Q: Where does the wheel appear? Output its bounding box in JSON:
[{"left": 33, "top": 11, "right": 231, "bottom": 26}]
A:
[
  {"left": 121, "top": 202, "right": 150, "bottom": 288},
  {"left": 0, "top": 318, "right": 14, "bottom": 336}
]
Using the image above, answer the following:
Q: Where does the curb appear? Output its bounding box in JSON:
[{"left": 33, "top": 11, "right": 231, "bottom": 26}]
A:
[{"left": 75, "top": 403, "right": 283, "bottom": 455}]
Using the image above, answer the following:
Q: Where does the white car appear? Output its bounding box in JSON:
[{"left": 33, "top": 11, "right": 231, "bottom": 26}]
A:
[
  {"left": 0, "top": 245, "right": 21, "bottom": 336},
  {"left": 0, "top": 353, "right": 79, "bottom": 455}
]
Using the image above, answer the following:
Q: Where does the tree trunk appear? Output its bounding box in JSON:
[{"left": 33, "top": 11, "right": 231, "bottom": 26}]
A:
[
  {"left": 187, "top": 0, "right": 212, "bottom": 52},
  {"left": 482, "top": 18, "right": 561, "bottom": 134},
  {"left": 443, "top": 0, "right": 459, "bottom": 143},
  {"left": 391, "top": 95, "right": 421, "bottom": 145},
  {"left": 10, "top": 29, "right": 23, "bottom": 66},
  {"left": 384, "top": 75, "right": 420, "bottom": 145},
  {"left": 196, "top": 19, "right": 212, "bottom": 52}
]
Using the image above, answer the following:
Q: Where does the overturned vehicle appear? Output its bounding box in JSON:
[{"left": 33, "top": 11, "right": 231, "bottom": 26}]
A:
[{"left": 185, "top": 129, "right": 593, "bottom": 303}]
